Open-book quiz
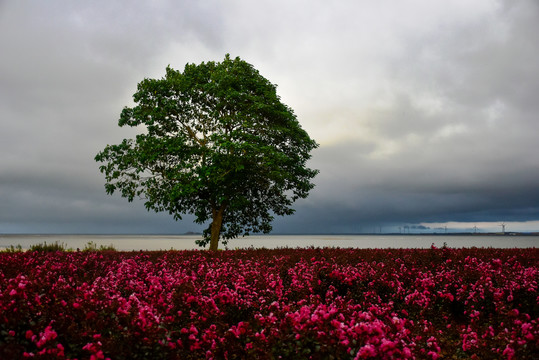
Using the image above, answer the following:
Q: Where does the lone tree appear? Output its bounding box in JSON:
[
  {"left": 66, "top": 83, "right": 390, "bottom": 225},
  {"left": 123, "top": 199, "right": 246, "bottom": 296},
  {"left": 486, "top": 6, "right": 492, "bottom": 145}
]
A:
[{"left": 95, "top": 55, "right": 318, "bottom": 250}]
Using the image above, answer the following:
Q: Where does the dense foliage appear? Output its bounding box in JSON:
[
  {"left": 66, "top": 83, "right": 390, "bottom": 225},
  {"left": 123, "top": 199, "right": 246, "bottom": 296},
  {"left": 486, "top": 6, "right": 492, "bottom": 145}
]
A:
[
  {"left": 95, "top": 55, "right": 318, "bottom": 250},
  {"left": 1, "top": 247, "right": 537, "bottom": 359}
]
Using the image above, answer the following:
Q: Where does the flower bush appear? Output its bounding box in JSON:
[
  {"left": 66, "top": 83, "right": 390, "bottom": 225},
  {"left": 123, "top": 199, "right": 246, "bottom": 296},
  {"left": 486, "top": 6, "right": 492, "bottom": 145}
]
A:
[{"left": 0, "top": 246, "right": 537, "bottom": 359}]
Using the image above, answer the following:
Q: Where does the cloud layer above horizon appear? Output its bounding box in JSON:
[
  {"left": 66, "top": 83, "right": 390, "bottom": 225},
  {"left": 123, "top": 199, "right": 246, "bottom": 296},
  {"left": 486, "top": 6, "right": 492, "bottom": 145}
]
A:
[{"left": 1, "top": 0, "right": 539, "bottom": 234}]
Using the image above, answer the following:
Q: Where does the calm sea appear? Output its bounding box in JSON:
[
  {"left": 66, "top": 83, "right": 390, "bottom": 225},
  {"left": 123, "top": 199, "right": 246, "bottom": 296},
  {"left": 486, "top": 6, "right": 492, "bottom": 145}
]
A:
[{"left": 0, "top": 234, "right": 537, "bottom": 251}]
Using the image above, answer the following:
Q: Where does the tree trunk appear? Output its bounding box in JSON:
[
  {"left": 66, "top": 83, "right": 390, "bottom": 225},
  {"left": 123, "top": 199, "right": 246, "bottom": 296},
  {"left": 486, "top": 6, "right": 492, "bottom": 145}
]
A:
[{"left": 209, "top": 206, "right": 225, "bottom": 251}]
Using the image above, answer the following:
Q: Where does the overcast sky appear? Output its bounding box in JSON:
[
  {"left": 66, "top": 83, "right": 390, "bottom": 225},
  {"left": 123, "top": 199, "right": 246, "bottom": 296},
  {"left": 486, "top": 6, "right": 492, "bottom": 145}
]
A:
[{"left": 1, "top": 0, "right": 539, "bottom": 235}]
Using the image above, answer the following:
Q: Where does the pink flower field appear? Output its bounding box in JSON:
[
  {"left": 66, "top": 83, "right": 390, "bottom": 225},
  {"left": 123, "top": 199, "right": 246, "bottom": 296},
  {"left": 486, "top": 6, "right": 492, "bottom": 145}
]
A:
[{"left": 1, "top": 246, "right": 537, "bottom": 359}]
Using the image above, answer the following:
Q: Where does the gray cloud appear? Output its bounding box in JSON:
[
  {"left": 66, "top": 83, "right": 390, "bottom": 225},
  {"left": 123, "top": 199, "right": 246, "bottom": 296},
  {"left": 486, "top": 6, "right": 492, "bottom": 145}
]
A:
[{"left": 1, "top": 0, "right": 539, "bottom": 234}]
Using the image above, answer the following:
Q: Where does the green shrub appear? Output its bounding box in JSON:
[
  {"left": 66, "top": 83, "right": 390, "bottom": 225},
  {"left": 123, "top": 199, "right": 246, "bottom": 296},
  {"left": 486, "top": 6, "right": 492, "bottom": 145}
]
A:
[
  {"left": 29, "top": 241, "right": 68, "bottom": 252},
  {"left": 83, "top": 241, "right": 116, "bottom": 252},
  {"left": 1, "top": 244, "right": 23, "bottom": 253}
]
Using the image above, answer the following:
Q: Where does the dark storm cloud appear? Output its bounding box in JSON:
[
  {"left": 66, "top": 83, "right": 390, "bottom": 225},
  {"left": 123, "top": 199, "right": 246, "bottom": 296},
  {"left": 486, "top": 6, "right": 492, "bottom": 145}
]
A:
[
  {"left": 1, "top": 0, "right": 539, "bottom": 234},
  {"left": 286, "top": 0, "right": 539, "bottom": 232},
  {"left": 0, "top": 170, "right": 197, "bottom": 233},
  {"left": 0, "top": 0, "right": 221, "bottom": 233}
]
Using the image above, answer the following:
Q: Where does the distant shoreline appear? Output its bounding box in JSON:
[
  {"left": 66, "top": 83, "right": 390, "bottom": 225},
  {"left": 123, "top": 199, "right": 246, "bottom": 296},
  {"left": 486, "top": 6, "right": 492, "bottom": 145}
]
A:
[
  {"left": 1, "top": 233, "right": 536, "bottom": 251},
  {"left": 349, "top": 232, "right": 539, "bottom": 236},
  {"left": 1, "top": 232, "right": 538, "bottom": 236}
]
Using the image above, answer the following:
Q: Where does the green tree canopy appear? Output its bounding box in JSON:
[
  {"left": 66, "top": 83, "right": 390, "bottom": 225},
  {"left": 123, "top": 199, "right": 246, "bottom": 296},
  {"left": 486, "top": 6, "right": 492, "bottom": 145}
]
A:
[{"left": 95, "top": 55, "right": 318, "bottom": 250}]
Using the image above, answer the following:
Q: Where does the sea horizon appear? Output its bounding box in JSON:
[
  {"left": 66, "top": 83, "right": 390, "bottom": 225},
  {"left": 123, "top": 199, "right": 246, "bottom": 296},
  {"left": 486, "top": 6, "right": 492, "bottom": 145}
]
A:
[{"left": 1, "top": 233, "right": 537, "bottom": 251}]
